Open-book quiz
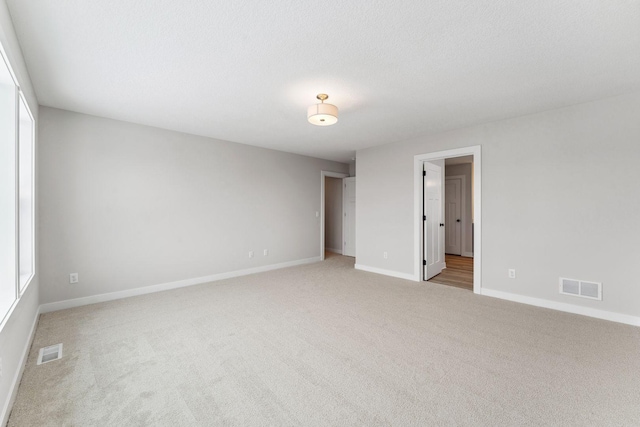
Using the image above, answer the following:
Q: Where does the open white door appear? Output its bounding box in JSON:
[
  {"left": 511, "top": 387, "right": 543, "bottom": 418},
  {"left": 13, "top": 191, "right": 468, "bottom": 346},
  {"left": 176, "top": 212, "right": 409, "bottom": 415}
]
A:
[
  {"left": 342, "top": 177, "right": 356, "bottom": 257},
  {"left": 424, "top": 162, "right": 445, "bottom": 279}
]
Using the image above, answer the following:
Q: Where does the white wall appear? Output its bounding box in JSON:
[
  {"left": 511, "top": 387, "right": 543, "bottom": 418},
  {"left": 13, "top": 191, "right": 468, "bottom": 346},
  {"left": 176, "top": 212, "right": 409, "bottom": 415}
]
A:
[
  {"left": 356, "top": 92, "right": 640, "bottom": 319},
  {"left": 349, "top": 160, "right": 356, "bottom": 177},
  {"left": 324, "top": 177, "right": 343, "bottom": 253},
  {"left": 445, "top": 163, "right": 473, "bottom": 255},
  {"left": 0, "top": 0, "right": 39, "bottom": 424},
  {"left": 38, "top": 107, "right": 348, "bottom": 305}
]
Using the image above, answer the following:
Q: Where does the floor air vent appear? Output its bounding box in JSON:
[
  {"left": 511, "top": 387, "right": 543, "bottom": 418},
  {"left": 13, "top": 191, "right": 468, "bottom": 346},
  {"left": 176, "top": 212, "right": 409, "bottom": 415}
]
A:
[
  {"left": 559, "top": 278, "right": 602, "bottom": 300},
  {"left": 37, "top": 344, "right": 63, "bottom": 365}
]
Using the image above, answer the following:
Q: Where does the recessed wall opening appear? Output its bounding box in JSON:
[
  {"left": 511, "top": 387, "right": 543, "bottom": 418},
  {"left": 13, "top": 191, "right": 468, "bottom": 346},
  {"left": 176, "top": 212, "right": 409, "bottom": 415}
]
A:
[
  {"left": 320, "top": 171, "right": 349, "bottom": 260},
  {"left": 324, "top": 176, "right": 343, "bottom": 256}
]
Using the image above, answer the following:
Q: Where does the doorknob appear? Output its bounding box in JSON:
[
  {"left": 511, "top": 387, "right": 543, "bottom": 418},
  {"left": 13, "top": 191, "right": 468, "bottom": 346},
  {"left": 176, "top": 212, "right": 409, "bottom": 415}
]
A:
[
  {"left": 456, "top": 219, "right": 461, "bottom": 222},
  {"left": 439, "top": 223, "right": 445, "bottom": 227}
]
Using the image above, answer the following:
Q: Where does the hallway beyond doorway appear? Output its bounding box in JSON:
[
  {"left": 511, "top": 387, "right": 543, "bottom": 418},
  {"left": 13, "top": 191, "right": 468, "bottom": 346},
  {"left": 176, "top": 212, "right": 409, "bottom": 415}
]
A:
[{"left": 428, "top": 255, "right": 473, "bottom": 290}]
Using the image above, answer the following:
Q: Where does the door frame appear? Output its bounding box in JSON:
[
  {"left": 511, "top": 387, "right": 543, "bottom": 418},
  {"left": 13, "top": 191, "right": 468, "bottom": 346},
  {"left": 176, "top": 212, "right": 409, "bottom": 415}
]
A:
[
  {"left": 320, "top": 171, "right": 349, "bottom": 261},
  {"left": 413, "top": 146, "right": 481, "bottom": 293},
  {"left": 445, "top": 174, "right": 466, "bottom": 256}
]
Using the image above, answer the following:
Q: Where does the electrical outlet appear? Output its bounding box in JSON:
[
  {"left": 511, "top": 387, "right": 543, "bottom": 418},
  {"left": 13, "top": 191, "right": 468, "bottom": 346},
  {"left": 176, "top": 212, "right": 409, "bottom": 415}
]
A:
[
  {"left": 383, "top": 251, "right": 388, "bottom": 259},
  {"left": 69, "top": 273, "right": 79, "bottom": 284},
  {"left": 249, "top": 251, "right": 254, "bottom": 259},
  {"left": 508, "top": 269, "right": 516, "bottom": 279},
  {"left": 263, "top": 249, "right": 268, "bottom": 256},
  {"left": 315, "top": 211, "right": 319, "bottom": 218}
]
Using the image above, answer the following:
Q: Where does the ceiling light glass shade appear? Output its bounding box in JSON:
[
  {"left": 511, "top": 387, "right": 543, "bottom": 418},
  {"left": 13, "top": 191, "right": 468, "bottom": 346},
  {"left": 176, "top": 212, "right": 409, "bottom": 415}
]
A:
[{"left": 307, "top": 102, "right": 338, "bottom": 126}]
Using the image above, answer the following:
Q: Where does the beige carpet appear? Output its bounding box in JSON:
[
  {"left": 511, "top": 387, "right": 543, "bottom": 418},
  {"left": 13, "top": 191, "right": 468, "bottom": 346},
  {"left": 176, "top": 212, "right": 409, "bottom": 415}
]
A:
[{"left": 9, "top": 253, "right": 640, "bottom": 426}]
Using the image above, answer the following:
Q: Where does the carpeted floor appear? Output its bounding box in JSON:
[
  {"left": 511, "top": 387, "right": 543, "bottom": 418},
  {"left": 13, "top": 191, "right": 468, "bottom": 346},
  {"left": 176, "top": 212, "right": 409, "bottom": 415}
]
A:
[{"left": 9, "top": 253, "right": 640, "bottom": 426}]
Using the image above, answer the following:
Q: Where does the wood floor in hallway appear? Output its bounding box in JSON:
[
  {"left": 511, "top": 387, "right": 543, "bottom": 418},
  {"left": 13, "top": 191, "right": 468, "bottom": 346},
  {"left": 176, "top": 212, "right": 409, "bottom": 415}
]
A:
[{"left": 428, "top": 254, "right": 473, "bottom": 290}]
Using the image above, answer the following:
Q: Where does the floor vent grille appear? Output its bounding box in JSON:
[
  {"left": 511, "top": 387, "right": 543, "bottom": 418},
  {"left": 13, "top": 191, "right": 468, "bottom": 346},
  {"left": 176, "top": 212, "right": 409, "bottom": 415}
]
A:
[
  {"left": 559, "top": 278, "right": 602, "bottom": 300},
  {"left": 37, "top": 343, "right": 63, "bottom": 365}
]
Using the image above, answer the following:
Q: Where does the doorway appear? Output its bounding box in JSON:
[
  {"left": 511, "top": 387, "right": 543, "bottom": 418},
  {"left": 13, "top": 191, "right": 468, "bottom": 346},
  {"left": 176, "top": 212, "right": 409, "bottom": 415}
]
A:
[
  {"left": 320, "top": 171, "right": 349, "bottom": 260},
  {"left": 413, "top": 146, "right": 481, "bottom": 293},
  {"left": 432, "top": 156, "right": 475, "bottom": 289},
  {"left": 324, "top": 176, "right": 343, "bottom": 255},
  {"left": 444, "top": 156, "right": 474, "bottom": 258}
]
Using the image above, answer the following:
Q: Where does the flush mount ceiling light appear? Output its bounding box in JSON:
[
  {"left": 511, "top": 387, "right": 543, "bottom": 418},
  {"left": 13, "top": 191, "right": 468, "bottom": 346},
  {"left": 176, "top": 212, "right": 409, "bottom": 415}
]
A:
[{"left": 307, "top": 94, "right": 338, "bottom": 126}]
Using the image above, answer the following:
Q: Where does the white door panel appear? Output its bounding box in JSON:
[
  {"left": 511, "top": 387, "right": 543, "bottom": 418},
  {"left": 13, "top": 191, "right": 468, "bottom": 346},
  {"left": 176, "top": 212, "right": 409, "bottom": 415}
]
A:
[{"left": 424, "top": 162, "right": 445, "bottom": 279}]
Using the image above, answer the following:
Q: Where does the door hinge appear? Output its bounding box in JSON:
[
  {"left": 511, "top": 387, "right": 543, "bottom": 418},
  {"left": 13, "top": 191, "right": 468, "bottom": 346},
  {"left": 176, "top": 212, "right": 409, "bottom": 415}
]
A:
[
  {"left": 423, "top": 260, "right": 427, "bottom": 266},
  {"left": 423, "top": 170, "right": 426, "bottom": 176},
  {"left": 423, "top": 215, "right": 426, "bottom": 221}
]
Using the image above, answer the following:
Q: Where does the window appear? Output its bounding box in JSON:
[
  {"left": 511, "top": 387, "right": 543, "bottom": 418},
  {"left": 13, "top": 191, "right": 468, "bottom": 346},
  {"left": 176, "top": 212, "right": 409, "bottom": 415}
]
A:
[
  {"left": 0, "top": 53, "right": 18, "bottom": 324},
  {"left": 19, "top": 93, "right": 35, "bottom": 292},
  {"left": 0, "top": 45, "right": 36, "bottom": 328}
]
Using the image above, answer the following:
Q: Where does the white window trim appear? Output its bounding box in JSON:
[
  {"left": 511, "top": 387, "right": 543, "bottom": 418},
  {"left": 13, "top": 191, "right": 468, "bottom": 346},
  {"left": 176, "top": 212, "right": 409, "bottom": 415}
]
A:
[
  {"left": 0, "top": 41, "right": 37, "bottom": 334},
  {"left": 18, "top": 90, "right": 35, "bottom": 295}
]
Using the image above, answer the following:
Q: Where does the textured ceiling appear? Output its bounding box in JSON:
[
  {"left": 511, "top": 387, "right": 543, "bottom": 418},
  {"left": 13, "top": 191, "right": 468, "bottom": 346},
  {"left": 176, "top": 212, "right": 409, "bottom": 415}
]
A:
[{"left": 7, "top": 0, "right": 640, "bottom": 162}]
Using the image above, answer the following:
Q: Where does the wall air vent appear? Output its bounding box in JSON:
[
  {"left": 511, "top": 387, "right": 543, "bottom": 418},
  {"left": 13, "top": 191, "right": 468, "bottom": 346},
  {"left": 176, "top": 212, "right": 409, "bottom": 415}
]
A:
[
  {"left": 559, "top": 278, "right": 602, "bottom": 301},
  {"left": 37, "top": 343, "right": 63, "bottom": 365}
]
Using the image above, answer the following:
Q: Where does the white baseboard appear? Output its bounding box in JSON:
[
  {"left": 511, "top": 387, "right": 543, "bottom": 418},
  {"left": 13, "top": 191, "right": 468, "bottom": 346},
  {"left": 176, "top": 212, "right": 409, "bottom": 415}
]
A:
[
  {"left": 40, "top": 256, "right": 321, "bottom": 314},
  {"left": 462, "top": 251, "right": 474, "bottom": 258},
  {"left": 325, "top": 247, "right": 342, "bottom": 255},
  {"left": 1, "top": 305, "right": 40, "bottom": 427},
  {"left": 480, "top": 288, "right": 640, "bottom": 327},
  {"left": 355, "top": 264, "right": 418, "bottom": 282}
]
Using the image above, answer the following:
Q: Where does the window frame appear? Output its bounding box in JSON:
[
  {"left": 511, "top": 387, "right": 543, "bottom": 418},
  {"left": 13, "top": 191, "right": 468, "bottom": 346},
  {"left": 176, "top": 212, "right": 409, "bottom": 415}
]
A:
[
  {"left": 18, "top": 90, "right": 35, "bottom": 295},
  {"left": 0, "top": 41, "right": 36, "bottom": 333}
]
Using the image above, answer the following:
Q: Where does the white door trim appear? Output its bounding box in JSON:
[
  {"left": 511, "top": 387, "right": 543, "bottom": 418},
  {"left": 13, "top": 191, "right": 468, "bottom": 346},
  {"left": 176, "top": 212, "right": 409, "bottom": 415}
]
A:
[
  {"left": 445, "top": 174, "right": 466, "bottom": 256},
  {"left": 321, "top": 171, "right": 349, "bottom": 261},
  {"left": 414, "top": 146, "right": 481, "bottom": 293}
]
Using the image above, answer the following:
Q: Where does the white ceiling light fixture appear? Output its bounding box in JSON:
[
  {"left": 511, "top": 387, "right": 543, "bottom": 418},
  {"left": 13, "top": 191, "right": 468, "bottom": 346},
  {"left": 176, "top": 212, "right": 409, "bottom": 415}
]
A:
[{"left": 307, "top": 94, "right": 338, "bottom": 126}]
